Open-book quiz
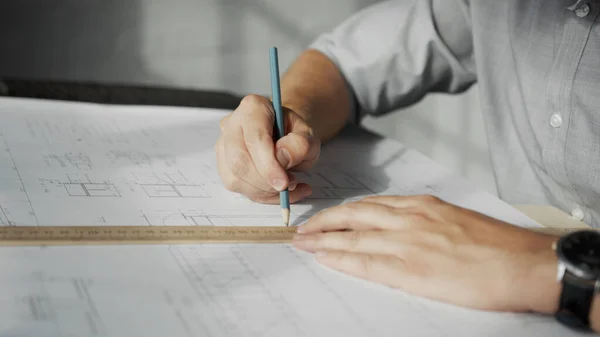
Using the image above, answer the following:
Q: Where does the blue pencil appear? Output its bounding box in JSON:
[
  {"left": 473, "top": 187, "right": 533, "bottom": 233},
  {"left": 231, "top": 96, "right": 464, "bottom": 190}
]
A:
[{"left": 269, "top": 47, "right": 290, "bottom": 226}]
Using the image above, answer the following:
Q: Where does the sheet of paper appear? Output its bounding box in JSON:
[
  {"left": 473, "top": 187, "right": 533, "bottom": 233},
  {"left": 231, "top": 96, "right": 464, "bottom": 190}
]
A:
[{"left": 0, "top": 97, "right": 579, "bottom": 337}]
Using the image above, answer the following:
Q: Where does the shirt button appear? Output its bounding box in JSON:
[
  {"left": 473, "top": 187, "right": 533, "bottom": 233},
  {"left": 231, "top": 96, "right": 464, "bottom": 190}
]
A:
[
  {"left": 550, "top": 113, "right": 563, "bottom": 128},
  {"left": 571, "top": 206, "right": 585, "bottom": 221},
  {"left": 575, "top": 3, "right": 590, "bottom": 17}
]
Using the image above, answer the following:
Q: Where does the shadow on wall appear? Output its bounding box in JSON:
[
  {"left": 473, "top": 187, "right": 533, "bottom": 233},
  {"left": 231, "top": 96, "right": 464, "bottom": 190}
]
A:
[
  {"left": 0, "top": 0, "right": 378, "bottom": 94},
  {"left": 0, "top": 1, "right": 170, "bottom": 86}
]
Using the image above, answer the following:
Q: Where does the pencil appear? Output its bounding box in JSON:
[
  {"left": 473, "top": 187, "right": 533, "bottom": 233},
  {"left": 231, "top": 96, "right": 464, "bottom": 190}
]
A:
[{"left": 269, "top": 47, "right": 290, "bottom": 226}]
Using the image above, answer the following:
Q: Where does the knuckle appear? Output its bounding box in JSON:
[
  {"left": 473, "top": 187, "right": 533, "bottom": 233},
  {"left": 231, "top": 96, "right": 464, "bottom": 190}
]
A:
[
  {"left": 219, "top": 116, "right": 230, "bottom": 133},
  {"left": 228, "top": 149, "right": 251, "bottom": 178},
  {"left": 411, "top": 212, "right": 430, "bottom": 222},
  {"left": 221, "top": 173, "right": 240, "bottom": 191},
  {"left": 346, "top": 231, "right": 363, "bottom": 250},
  {"left": 245, "top": 130, "right": 270, "bottom": 148},
  {"left": 341, "top": 202, "right": 361, "bottom": 220},
  {"left": 398, "top": 212, "right": 430, "bottom": 228},
  {"left": 417, "top": 194, "right": 441, "bottom": 204},
  {"left": 358, "top": 254, "right": 374, "bottom": 275},
  {"left": 360, "top": 195, "right": 380, "bottom": 203},
  {"left": 240, "top": 94, "right": 266, "bottom": 107}
]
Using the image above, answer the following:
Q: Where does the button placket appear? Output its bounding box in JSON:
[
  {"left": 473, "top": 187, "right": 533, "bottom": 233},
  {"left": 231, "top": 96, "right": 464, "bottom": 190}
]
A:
[{"left": 544, "top": 2, "right": 599, "bottom": 224}]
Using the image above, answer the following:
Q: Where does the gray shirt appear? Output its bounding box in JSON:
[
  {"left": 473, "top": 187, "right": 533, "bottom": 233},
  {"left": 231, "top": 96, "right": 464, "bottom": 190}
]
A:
[{"left": 309, "top": 0, "right": 600, "bottom": 228}]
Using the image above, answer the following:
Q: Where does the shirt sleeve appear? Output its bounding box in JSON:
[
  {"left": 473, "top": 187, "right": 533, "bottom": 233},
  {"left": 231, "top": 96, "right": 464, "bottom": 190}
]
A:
[{"left": 309, "top": 0, "right": 476, "bottom": 123}]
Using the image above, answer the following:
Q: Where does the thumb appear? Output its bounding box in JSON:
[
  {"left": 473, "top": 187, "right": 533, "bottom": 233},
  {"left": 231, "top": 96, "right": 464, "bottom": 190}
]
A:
[{"left": 275, "top": 131, "right": 320, "bottom": 170}]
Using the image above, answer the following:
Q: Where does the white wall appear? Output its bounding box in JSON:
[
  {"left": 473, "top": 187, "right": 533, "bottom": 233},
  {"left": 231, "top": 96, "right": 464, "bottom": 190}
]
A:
[{"left": 0, "top": 0, "right": 497, "bottom": 196}]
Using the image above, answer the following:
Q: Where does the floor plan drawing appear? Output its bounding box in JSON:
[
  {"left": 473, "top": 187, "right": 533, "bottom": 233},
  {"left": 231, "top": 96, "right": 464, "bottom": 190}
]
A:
[
  {"left": 39, "top": 173, "right": 121, "bottom": 198},
  {"left": 128, "top": 171, "right": 208, "bottom": 198},
  {"left": 64, "top": 182, "right": 120, "bottom": 197},
  {"left": 140, "top": 209, "right": 311, "bottom": 227},
  {"left": 43, "top": 152, "right": 93, "bottom": 170},
  {"left": 141, "top": 210, "right": 194, "bottom": 226},
  {"left": 141, "top": 184, "right": 208, "bottom": 198},
  {"left": 0, "top": 97, "right": 566, "bottom": 337},
  {"left": 0, "top": 205, "right": 11, "bottom": 226},
  {"left": 282, "top": 168, "right": 374, "bottom": 200},
  {"left": 106, "top": 150, "right": 177, "bottom": 168}
]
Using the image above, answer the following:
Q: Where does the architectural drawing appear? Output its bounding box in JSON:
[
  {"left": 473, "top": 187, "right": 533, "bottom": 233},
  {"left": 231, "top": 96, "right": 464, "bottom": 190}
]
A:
[
  {"left": 38, "top": 173, "right": 121, "bottom": 197},
  {"left": 0, "top": 205, "right": 11, "bottom": 226},
  {"left": 106, "top": 150, "right": 176, "bottom": 168},
  {"left": 141, "top": 184, "right": 208, "bottom": 198},
  {"left": 292, "top": 169, "right": 375, "bottom": 200},
  {"left": 64, "top": 183, "right": 120, "bottom": 197},
  {"left": 0, "top": 201, "right": 38, "bottom": 227},
  {"left": 0, "top": 97, "right": 557, "bottom": 337},
  {"left": 140, "top": 210, "right": 310, "bottom": 227},
  {"left": 13, "top": 273, "right": 107, "bottom": 336},
  {"left": 43, "top": 152, "right": 92, "bottom": 170},
  {"left": 141, "top": 210, "right": 193, "bottom": 226},
  {"left": 62, "top": 173, "right": 120, "bottom": 197},
  {"left": 0, "top": 131, "right": 40, "bottom": 226},
  {"left": 168, "top": 245, "right": 306, "bottom": 337},
  {"left": 128, "top": 171, "right": 208, "bottom": 198}
]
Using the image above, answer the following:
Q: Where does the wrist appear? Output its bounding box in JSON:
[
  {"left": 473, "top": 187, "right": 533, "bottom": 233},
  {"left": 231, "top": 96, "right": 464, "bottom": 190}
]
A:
[
  {"left": 281, "top": 95, "right": 338, "bottom": 143},
  {"left": 279, "top": 49, "right": 351, "bottom": 143},
  {"left": 523, "top": 235, "right": 600, "bottom": 333},
  {"left": 524, "top": 250, "right": 561, "bottom": 315}
]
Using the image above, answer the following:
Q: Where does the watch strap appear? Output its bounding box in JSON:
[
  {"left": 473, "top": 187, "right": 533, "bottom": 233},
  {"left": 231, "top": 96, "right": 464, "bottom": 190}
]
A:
[{"left": 555, "top": 272, "right": 596, "bottom": 330}]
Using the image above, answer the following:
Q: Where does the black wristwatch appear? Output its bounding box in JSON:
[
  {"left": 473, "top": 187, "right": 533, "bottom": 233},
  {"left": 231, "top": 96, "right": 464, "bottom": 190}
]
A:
[{"left": 553, "top": 229, "right": 600, "bottom": 330}]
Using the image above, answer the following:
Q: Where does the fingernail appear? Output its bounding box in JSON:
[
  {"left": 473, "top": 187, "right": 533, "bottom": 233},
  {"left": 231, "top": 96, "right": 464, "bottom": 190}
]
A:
[
  {"left": 296, "top": 226, "right": 305, "bottom": 233},
  {"left": 276, "top": 148, "right": 291, "bottom": 169},
  {"left": 271, "top": 179, "right": 285, "bottom": 191},
  {"left": 289, "top": 183, "right": 297, "bottom": 191}
]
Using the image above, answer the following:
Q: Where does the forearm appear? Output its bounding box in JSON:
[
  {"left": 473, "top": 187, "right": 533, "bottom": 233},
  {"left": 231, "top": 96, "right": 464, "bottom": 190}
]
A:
[{"left": 280, "top": 49, "right": 351, "bottom": 143}]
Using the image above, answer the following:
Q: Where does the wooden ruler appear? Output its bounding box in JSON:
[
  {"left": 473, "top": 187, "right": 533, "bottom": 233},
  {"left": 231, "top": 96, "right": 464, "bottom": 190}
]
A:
[
  {"left": 0, "top": 225, "right": 594, "bottom": 246},
  {"left": 0, "top": 226, "right": 298, "bottom": 246}
]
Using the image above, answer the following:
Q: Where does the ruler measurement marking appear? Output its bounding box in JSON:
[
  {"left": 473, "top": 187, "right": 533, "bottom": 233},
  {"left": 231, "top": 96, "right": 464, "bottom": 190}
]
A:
[
  {"left": 0, "top": 226, "right": 299, "bottom": 245},
  {"left": 0, "top": 226, "right": 591, "bottom": 246}
]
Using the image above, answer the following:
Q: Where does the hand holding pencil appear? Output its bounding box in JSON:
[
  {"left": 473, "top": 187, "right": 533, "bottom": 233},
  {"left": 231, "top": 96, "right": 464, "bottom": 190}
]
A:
[{"left": 214, "top": 49, "right": 321, "bottom": 216}]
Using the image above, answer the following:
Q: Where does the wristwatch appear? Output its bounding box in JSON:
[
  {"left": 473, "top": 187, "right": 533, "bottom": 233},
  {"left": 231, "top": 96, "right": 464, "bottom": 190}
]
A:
[{"left": 553, "top": 229, "right": 600, "bottom": 330}]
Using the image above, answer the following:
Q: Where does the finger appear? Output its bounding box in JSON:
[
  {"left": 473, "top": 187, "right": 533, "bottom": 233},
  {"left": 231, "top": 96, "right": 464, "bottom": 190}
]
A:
[
  {"left": 218, "top": 135, "right": 313, "bottom": 203},
  {"left": 315, "top": 251, "right": 408, "bottom": 289},
  {"left": 359, "top": 194, "right": 443, "bottom": 209},
  {"left": 275, "top": 131, "right": 320, "bottom": 171},
  {"left": 292, "top": 230, "right": 404, "bottom": 256},
  {"left": 219, "top": 133, "right": 277, "bottom": 197},
  {"left": 298, "top": 202, "right": 400, "bottom": 234},
  {"left": 248, "top": 183, "right": 313, "bottom": 204},
  {"left": 238, "top": 95, "right": 288, "bottom": 191}
]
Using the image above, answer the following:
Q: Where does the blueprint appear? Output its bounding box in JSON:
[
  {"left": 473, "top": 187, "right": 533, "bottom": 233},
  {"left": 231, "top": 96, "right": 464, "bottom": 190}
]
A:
[{"left": 0, "top": 97, "right": 578, "bottom": 337}]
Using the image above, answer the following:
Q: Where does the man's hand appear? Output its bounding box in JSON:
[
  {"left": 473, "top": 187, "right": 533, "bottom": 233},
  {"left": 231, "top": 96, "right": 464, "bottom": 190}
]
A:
[
  {"left": 292, "top": 195, "right": 560, "bottom": 313},
  {"left": 215, "top": 94, "right": 320, "bottom": 204}
]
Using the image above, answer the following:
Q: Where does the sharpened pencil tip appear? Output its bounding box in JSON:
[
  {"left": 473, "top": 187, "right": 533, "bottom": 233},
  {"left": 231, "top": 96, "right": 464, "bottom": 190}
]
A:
[{"left": 282, "top": 208, "right": 290, "bottom": 226}]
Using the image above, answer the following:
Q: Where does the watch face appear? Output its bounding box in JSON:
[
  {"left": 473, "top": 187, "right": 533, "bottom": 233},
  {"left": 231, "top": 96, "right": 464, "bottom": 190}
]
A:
[{"left": 557, "top": 230, "right": 600, "bottom": 278}]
